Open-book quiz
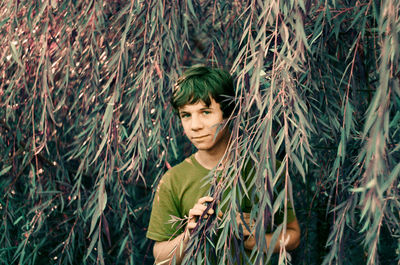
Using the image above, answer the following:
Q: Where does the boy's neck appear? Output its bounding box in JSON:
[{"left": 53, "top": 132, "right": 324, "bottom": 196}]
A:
[{"left": 194, "top": 132, "right": 231, "bottom": 170}]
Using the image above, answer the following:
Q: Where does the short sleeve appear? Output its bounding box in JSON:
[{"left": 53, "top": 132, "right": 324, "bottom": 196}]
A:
[{"left": 146, "top": 172, "right": 183, "bottom": 242}]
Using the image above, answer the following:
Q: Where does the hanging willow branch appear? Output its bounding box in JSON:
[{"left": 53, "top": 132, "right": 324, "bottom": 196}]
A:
[{"left": 0, "top": 0, "right": 398, "bottom": 265}]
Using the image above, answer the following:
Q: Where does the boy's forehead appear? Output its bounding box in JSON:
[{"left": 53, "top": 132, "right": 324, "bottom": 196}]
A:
[
  {"left": 178, "top": 98, "right": 220, "bottom": 111},
  {"left": 178, "top": 100, "right": 208, "bottom": 111}
]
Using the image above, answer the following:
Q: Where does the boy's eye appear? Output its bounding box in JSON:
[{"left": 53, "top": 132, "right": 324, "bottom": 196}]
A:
[
  {"left": 180, "top": 113, "right": 190, "bottom": 118},
  {"left": 203, "top": 110, "right": 211, "bottom": 115}
]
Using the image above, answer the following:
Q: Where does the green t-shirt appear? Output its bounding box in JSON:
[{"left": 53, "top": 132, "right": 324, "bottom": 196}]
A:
[{"left": 147, "top": 154, "right": 296, "bottom": 242}]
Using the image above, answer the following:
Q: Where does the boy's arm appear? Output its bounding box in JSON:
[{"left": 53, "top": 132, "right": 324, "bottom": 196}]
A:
[
  {"left": 238, "top": 214, "right": 301, "bottom": 252},
  {"left": 153, "top": 196, "right": 214, "bottom": 265},
  {"left": 245, "top": 218, "right": 300, "bottom": 252},
  {"left": 153, "top": 230, "right": 189, "bottom": 265}
]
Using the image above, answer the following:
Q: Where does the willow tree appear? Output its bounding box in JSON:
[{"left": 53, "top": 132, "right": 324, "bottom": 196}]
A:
[{"left": 0, "top": 0, "right": 398, "bottom": 265}]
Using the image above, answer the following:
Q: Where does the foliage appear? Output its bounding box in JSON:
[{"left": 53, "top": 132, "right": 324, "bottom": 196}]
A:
[{"left": 0, "top": 0, "right": 399, "bottom": 265}]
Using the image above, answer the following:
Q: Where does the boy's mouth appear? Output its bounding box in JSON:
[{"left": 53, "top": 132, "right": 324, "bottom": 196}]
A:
[{"left": 192, "top": 135, "right": 209, "bottom": 139}]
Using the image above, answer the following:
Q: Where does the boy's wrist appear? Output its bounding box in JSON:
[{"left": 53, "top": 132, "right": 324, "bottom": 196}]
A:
[{"left": 183, "top": 226, "right": 191, "bottom": 244}]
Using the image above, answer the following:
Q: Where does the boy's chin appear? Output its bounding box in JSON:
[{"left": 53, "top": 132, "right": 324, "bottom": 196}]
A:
[
  {"left": 193, "top": 143, "right": 213, "bottom": 151},
  {"left": 193, "top": 144, "right": 209, "bottom": 150}
]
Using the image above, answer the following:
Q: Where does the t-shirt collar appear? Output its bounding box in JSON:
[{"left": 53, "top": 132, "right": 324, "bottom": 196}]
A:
[{"left": 190, "top": 154, "right": 211, "bottom": 173}]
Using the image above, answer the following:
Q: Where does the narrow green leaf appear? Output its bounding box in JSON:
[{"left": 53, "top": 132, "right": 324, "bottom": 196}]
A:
[
  {"left": 85, "top": 228, "right": 99, "bottom": 260},
  {"left": 291, "top": 153, "right": 305, "bottom": 180},
  {"left": 0, "top": 165, "right": 12, "bottom": 176},
  {"left": 118, "top": 235, "right": 129, "bottom": 258},
  {"left": 10, "top": 42, "right": 24, "bottom": 68}
]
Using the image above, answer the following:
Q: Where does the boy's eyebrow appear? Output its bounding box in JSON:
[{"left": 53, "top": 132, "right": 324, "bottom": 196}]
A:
[
  {"left": 179, "top": 107, "right": 212, "bottom": 113},
  {"left": 178, "top": 106, "right": 212, "bottom": 113},
  {"left": 178, "top": 110, "right": 190, "bottom": 116}
]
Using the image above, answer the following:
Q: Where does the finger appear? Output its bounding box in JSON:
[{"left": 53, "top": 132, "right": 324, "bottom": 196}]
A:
[
  {"left": 235, "top": 212, "right": 241, "bottom": 221},
  {"left": 198, "top": 196, "right": 213, "bottom": 204},
  {"left": 194, "top": 204, "right": 215, "bottom": 215},
  {"left": 238, "top": 222, "right": 251, "bottom": 236},
  {"left": 189, "top": 208, "right": 204, "bottom": 218},
  {"left": 236, "top": 212, "right": 250, "bottom": 219},
  {"left": 236, "top": 214, "right": 243, "bottom": 224},
  {"left": 218, "top": 211, "right": 223, "bottom": 218},
  {"left": 236, "top": 215, "right": 252, "bottom": 233},
  {"left": 242, "top": 230, "right": 251, "bottom": 237},
  {"left": 193, "top": 205, "right": 214, "bottom": 218},
  {"left": 193, "top": 204, "right": 207, "bottom": 213},
  {"left": 237, "top": 213, "right": 252, "bottom": 225},
  {"left": 188, "top": 215, "right": 197, "bottom": 224},
  {"left": 187, "top": 222, "right": 197, "bottom": 230}
]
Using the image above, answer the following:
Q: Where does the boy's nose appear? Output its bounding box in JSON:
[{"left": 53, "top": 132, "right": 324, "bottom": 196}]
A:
[{"left": 190, "top": 115, "right": 203, "bottom": 131}]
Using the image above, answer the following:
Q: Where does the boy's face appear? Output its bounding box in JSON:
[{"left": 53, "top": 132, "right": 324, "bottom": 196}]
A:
[{"left": 178, "top": 98, "right": 230, "bottom": 152}]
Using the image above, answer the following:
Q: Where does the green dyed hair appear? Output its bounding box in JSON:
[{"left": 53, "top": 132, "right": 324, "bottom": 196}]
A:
[{"left": 171, "top": 66, "right": 235, "bottom": 118}]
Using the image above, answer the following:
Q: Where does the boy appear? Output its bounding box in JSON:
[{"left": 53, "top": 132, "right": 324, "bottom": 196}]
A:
[{"left": 146, "top": 66, "right": 300, "bottom": 264}]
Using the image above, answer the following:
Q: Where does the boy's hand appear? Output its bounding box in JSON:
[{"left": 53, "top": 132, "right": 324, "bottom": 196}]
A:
[
  {"left": 186, "top": 196, "right": 214, "bottom": 231},
  {"left": 236, "top": 212, "right": 255, "bottom": 237},
  {"left": 236, "top": 212, "right": 257, "bottom": 250}
]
